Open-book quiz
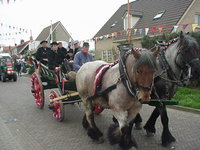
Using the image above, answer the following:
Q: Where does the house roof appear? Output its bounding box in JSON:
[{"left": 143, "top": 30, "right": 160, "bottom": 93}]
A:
[
  {"left": 3, "top": 46, "right": 15, "bottom": 53},
  {"left": 35, "top": 21, "right": 73, "bottom": 42},
  {"left": 10, "top": 41, "right": 30, "bottom": 54},
  {"left": 35, "top": 21, "right": 60, "bottom": 41},
  {"left": 94, "top": 0, "right": 194, "bottom": 40}
]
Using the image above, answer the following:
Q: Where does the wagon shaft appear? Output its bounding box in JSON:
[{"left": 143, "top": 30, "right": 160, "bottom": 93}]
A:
[{"left": 50, "top": 92, "right": 79, "bottom": 102}]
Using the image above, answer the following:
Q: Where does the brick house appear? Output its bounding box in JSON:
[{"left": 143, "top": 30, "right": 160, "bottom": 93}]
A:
[{"left": 94, "top": 0, "right": 200, "bottom": 62}]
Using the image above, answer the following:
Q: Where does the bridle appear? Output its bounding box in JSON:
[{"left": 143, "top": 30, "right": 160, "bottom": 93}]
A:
[{"left": 175, "top": 46, "right": 199, "bottom": 78}]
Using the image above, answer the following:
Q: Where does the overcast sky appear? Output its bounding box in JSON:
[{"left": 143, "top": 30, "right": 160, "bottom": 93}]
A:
[{"left": 0, "top": 0, "right": 132, "bottom": 49}]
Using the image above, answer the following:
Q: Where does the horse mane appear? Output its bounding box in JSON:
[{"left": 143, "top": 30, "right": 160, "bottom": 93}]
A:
[
  {"left": 133, "top": 50, "right": 157, "bottom": 70},
  {"left": 177, "top": 34, "right": 199, "bottom": 51}
]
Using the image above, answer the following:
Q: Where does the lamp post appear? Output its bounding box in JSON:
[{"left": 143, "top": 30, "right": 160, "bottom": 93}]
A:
[{"left": 128, "top": 0, "right": 130, "bottom": 43}]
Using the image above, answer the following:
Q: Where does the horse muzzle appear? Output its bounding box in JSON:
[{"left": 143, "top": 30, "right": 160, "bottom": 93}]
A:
[{"left": 139, "top": 98, "right": 150, "bottom": 104}]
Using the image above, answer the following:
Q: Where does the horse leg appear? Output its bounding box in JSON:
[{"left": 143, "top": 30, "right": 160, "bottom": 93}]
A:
[
  {"left": 143, "top": 107, "right": 160, "bottom": 137},
  {"left": 82, "top": 98, "right": 103, "bottom": 143},
  {"left": 158, "top": 107, "right": 176, "bottom": 149},
  {"left": 108, "top": 110, "right": 138, "bottom": 149},
  {"left": 134, "top": 113, "right": 143, "bottom": 130}
]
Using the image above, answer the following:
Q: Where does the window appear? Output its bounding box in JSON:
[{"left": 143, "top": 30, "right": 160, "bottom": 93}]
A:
[
  {"left": 153, "top": 10, "right": 165, "bottom": 20},
  {"left": 107, "top": 50, "right": 112, "bottom": 61},
  {"left": 123, "top": 12, "right": 140, "bottom": 30},
  {"left": 111, "top": 21, "right": 118, "bottom": 28},
  {"left": 102, "top": 50, "right": 107, "bottom": 61},
  {"left": 195, "top": 14, "right": 200, "bottom": 26},
  {"left": 102, "top": 50, "right": 112, "bottom": 62}
]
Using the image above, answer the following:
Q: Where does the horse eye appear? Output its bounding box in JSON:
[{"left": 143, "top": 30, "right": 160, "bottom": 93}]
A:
[
  {"left": 136, "top": 71, "right": 140, "bottom": 74},
  {"left": 185, "top": 50, "right": 189, "bottom": 53}
]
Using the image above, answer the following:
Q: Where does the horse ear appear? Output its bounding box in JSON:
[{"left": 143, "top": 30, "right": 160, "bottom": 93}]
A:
[
  {"left": 180, "top": 31, "right": 184, "bottom": 40},
  {"left": 132, "top": 49, "right": 141, "bottom": 59},
  {"left": 186, "top": 32, "right": 190, "bottom": 35},
  {"left": 153, "top": 48, "right": 159, "bottom": 58}
]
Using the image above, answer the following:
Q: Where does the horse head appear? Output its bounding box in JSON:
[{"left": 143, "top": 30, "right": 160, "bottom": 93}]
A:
[
  {"left": 177, "top": 31, "right": 200, "bottom": 78},
  {"left": 128, "top": 49, "right": 158, "bottom": 103}
]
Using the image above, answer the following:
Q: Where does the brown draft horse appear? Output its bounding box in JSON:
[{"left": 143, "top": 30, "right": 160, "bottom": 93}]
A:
[{"left": 76, "top": 48, "right": 158, "bottom": 149}]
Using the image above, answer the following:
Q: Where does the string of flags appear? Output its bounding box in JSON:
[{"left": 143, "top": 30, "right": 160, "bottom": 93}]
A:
[
  {"left": 0, "top": 22, "right": 29, "bottom": 40},
  {"left": 93, "top": 22, "right": 200, "bottom": 41},
  {"left": 0, "top": 0, "right": 21, "bottom": 5}
]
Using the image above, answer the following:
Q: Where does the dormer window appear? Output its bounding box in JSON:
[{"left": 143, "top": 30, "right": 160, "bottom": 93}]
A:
[
  {"left": 122, "top": 10, "right": 142, "bottom": 30},
  {"left": 111, "top": 21, "right": 118, "bottom": 28},
  {"left": 153, "top": 10, "right": 165, "bottom": 20}
]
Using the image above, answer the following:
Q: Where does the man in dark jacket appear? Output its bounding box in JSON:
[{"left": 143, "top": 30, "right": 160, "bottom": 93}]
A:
[
  {"left": 73, "top": 40, "right": 81, "bottom": 59},
  {"left": 58, "top": 42, "right": 67, "bottom": 58},
  {"left": 16, "top": 61, "right": 22, "bottom": 77},
  {"left": 47, "top": 42, "right": 63, "bottom": 70},
  {"left": 35, "top": 40, "right": 51, "bottom": 65}
]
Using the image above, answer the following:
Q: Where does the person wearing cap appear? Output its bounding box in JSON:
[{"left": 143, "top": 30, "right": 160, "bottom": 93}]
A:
[
  {"left": 73, "top": 42, "right": 93, "bottom": 72},
  {"left": 35, "top": 40, "right": 51, "bottom": 65},
  {"left": 66, "top": 49, "right": 74, "bottom": 60},
  {"left": 47, "top": 42, "right": 63, "bottom": 70},
  {"left": 73, "top": 40, "right": 81, "bottom": 59}
]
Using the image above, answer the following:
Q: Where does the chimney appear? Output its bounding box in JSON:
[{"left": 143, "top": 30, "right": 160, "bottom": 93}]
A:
[
  {"left": 20, "top": 39, "right": 24, "bottom": 44},
  {"left": 30, "top": 36, "right": 33, "bottom": 41}
]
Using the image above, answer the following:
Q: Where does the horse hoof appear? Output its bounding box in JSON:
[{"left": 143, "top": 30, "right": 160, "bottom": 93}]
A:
[
  {"left": 134, "top": 122, "right": 142, "bottom": 130},
  {"left": 146, "top": 130, "right": 155, "bottom": 137},
  {"left": 165, "top": 142, "right": 176, "bottom": 150},
  {"left": 93, "top": 137, "right": 104, "bottom": 144}
]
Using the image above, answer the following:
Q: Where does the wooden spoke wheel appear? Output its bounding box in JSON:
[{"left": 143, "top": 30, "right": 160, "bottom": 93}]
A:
[
  {"left": 49, "top": 90, "right": 65, "bottom": 122},
  {"left": 93, "top": 105, "right": 104, "bottom": 114},
  {"left": 31, "top": 72, "right": 44, "bottom": 109}
]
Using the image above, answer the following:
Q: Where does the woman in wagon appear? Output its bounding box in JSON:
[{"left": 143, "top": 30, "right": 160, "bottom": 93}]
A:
[
  {"left": 73, "top": 42, "right": 93, "bottom": 72},
  {"left": 35, "top": 40, "right": 51, "bottom": 65}
]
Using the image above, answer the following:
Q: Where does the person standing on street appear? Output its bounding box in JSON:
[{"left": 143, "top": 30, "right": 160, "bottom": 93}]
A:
[
  {"left": 16, "top": 61, "right": 22, "bottom": 77},
  {"left": 73, "top": 42, "right": 93, "bottom": 72}
]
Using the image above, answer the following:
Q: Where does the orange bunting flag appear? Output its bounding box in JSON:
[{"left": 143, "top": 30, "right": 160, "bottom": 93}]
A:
[
  {"left": 158, "top": 27, "right": 163, "bottom": 34},
  {"left": 120, "top": 31, "right": 123, "bottom": 35}
]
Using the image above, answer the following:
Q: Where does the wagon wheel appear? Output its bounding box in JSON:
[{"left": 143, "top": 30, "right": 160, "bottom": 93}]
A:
[
  {"left": 49, "top": 90, "right": 65, "bottom": 122},
  {"left": 93, "top": 105, "right": 104, "bottom": 114},
  {"left": 31, "top": 72, "right": 44, "bottom": 109}
]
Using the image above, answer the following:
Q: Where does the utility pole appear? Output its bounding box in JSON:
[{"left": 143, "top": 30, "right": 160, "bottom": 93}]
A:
[{"left": 128, "top": 0, "right": 130, "bottom": 43}]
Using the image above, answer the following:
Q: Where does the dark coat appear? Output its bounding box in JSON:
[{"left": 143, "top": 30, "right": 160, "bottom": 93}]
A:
[
  {"left": 35, "top": 47, "right": 51, "bottom": 65},
  {"left": 16, "top": 63, "right": 21, "bottom": 71},
  {"left": 73, "top": 46, "right": 81, "bottom": 59},
  {"left": 47, "top": 50, "right": 64, "bottom": 70},
  {"left": 66, "top": 54, "right": 73, "bottom": 61},
  {"left": 58, "top": 47, "right": 67, "bottom": 58}
]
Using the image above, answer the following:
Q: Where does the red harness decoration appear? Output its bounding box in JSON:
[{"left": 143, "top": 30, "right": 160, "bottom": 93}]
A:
[
  {"left": 163, "top": 37, "right": 180, "bottom": 51},
  {"left": 54, "top": 67, "right": 61, "bottom": 83},
  {"left": 93, "top": 59, "right": 119, "bottom": 96}
]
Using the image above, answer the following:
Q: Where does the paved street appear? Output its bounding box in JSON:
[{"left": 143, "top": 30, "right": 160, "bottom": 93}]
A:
[{"left": 0, "top": 75, "right": 200, "bottom": 150}]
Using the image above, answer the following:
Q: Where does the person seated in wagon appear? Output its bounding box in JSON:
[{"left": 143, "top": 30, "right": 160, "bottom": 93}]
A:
[
  {"left": 47, "top": 42, "right": 64, "bottom": 70},
  {"left": 73, "top": 42, "right": 93, "bottom": 72},
  {"left": 35, "top": 40, "right": 51, "bottom": 65}
]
